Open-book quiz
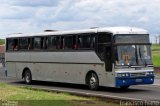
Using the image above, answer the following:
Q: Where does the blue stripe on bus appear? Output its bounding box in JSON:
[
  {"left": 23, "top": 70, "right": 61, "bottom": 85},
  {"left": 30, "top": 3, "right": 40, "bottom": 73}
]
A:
[{"left": 115, "top": 76, "right": 154, "bottom": 87}]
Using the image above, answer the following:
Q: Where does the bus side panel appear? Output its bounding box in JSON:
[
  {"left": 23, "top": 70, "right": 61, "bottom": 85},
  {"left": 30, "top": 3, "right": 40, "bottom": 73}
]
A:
[
  {"left": 32, "top": 63, "right": 115, "bottom": 87},
  {"left": 6, "top": 62, "right": 17, "bottom": 78},
  {"left": 31, "top": 63, "right": 106, "bottom": 85},
  {"left": 33, "top": 63, "right": 59, "bottom": 82},
  {"left": 15, "top": 63, "right": 35, "bottom": 80},
  {"left": 6, "top": 52, "right": 117, "bottom": 87},
  {"left": 33, "top": 63, "right": 86, "bottom": 84},
  {"left": 28, "top": 52, "right": 104, "bottom": 84}
]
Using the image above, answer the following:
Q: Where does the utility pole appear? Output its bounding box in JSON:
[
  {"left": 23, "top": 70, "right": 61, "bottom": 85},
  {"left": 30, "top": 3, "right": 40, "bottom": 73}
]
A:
[
  {"left": 155, "top": 36, "right": 158, "bottom": 44},
  {"left": 159, "top": 35, "right": 160, "bottom": 45}
]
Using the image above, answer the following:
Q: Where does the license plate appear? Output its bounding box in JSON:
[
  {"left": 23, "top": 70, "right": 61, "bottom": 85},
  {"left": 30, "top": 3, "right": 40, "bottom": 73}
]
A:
[{"left": 135, "top": 79, "right": 142, "bottom": 82}]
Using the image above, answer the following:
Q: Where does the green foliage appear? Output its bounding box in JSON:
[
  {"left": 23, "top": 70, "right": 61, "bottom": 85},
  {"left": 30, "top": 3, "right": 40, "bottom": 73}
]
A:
[
  {"left": 0, "top": 82, "right": 7, "bottom": 87},
  {"left": 0, "top": 83, "right": 114, "bottom": 106},
  {"left": 0, "top": 39, "right": 5, "bottom": 45},
  {"left": 152, "top": 44, "right": 160, "bottom": 51},
  {"left": 152, "top": 44, "right": 160, "bottom": 67}
]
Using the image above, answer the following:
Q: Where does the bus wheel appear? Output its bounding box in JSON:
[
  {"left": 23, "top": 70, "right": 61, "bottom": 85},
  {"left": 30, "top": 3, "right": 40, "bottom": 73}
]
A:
[
  {"left": 24, "top": 70, "right": 32, "bottom": 84},
  {"left": 87, "top": 73, "right": 99, "bottom": 90},
  {"left": 120, "top": 86, "right": 129, "bottom": 89}
]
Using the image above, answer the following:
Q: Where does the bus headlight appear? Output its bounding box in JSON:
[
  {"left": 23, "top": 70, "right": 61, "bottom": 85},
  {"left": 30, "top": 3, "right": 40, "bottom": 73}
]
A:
[
  {"left": 150, "top": 72, "right": 153, "bottom": 75},
  {"left": 122, "top": 74, "right": 125, "bottom": 77},
  {"left": 146, "top": 72, "right": 150, "bottom": 75},
  {"left": 126, "top": 73, "right": 129, "bottom": 77},
  {"left": 117, "top": 73, "right": 122, "bottom": 77},
  {"left": 146, "top": 72, "right": 154, "bottom": 75},
  {"left": 117, "top": 73, "right": 130, "bottom": 77}
]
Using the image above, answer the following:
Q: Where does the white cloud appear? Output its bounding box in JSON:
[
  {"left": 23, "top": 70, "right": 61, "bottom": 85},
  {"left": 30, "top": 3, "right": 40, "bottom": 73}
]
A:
[
  {"left": 0, "top": 0, "right": 160, "bottom": 42},
  {"left": 138, "top": 17, "right": 149, "bottom": 23},
  {"left": 0, "top": 0, "right": 60, "bottom": 7}
]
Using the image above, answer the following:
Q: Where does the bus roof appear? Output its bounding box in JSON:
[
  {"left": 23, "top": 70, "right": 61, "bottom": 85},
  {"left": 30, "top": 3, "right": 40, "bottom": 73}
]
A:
[{"left": 6, "top": 26, "right": 149, "bottom": 38}]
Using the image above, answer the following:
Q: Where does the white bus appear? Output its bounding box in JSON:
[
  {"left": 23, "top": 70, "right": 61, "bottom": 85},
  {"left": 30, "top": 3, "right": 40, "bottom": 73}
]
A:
[{"left": 5, "top": 27, "right": 154, "bottom": 90}]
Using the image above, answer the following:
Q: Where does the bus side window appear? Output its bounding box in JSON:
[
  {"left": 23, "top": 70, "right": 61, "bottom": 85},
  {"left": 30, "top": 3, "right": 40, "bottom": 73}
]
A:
[
  {"left": 60, "top": 36, "right": 65, "bottom": 49},
  {"left": 65, "top": 36, "right": 73, "bottom": 49},
  {"left": 52, "top": 36, "right": 57, "bottom": 49},
  {"left": 78, "top": 37, "right": 82, "bottom": 48},
  {"left": 73, "top": 35, "right": 77, "bottom": 49},
  {"left": 46, "top": 36, "right": 51, "bottom": 50},
  {"left": 28, "top": 38, "right": 33, "bottom": 50},
  {"left": 7, "top": 39, "right": 14, "bottom": 51},
  {"left": 97, "top": 33, "right": 112, "bottom": 60},
  {"left": 78, "top": 34, "right": 91, "bottom": 49},
  {"left": 90, "top": 35, "right": 95, "bottom": 49},
  {"left": 46, "top": 36, "right": 57, "bottom": 50},
  {"left": 13, "top": 39, "right": 19, "bottom": 51},
  {"left": 42, "top": 37, "right": 47, "bottom": 49},
  {"left": 40, "top": 37, "right": 45, "bottom": 49},
  {"left": 34, "top": 37, "right": 41, "bottom": 50},
  {"left": 98, "top": 33, "right": 111, "bottom": 43},
  {"left": 56, "top": 36, "right": 61, "bottom": 49},
  {"left": 19, "top": 38, "right": 28, "bottom": 50},
  {"left": 13, "top": 45, "right": 18, "bottom": 51}
]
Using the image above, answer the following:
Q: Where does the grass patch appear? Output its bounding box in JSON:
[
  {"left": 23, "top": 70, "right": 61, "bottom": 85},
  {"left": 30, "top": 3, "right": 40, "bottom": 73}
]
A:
[
  {"left": 152, "top": 44, "right": 160, "bottom": 67},
  {"left": 0, "top": 82, "right": 7, "bottom": 87},
  {"left": 0, "top": 39, "right": 5, "bottom": 45},
  {"left": 0, "top": 83, "right": 117, "bottom": 106},
  {"left": 152, "top": 52, "right": 160, "bottom": 67},
  {"left": 152, "top": 44, "right": 160, "bottom": 51}
]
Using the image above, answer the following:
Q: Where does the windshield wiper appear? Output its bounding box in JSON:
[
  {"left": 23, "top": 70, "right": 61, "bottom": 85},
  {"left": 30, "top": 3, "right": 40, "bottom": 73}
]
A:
[
  {"left": 135, "top": 46, "right": 139, "bottom": 65},
  {"left": 138, "top": 47, "right": 147, "bottom": 66}
]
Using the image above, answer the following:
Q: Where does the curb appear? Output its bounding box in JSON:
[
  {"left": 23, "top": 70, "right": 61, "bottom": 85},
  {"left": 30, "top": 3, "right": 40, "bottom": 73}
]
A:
[{"left": 18, "top": 85, "right": 143, "bottom": 104}]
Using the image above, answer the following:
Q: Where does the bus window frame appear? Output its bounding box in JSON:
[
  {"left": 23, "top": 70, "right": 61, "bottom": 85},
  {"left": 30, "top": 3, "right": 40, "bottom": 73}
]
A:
[
  {"left": 77, "top": 33, "right": 96, "bottom": 50},
  {"left": 6, "top": 38, "right": 14, "bottom": 51},
  {"left": 96, "top": 32, "right": 113, "bottom": 61},
  {"left": 64, "top": 35, "right": 74, "bottom": 50},
  {"left": 33, "top": 37, "right": 42, "bottom": 50},
  {"left": 6, "top": 33, "right": 98, "bottom": 52},
  {"left": 19, "top": 37, "right": 29, "bottom": 50},
  {"left": 7, "top": 38, "right": 19, "bottom": 51}
]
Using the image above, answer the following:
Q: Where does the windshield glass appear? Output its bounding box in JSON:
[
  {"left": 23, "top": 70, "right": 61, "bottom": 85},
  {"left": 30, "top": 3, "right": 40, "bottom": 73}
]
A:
[
  {"left": 115, "top": 45, "right": 152, "bottom": 66},
  {"left": 137, "top": 45, "right": 152, "bottom": 65}
]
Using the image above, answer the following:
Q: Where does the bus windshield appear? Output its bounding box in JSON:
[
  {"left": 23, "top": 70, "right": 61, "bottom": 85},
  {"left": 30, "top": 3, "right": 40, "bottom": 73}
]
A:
[{"left": 115, "top": 45, "right": 152, "bottom": 67}]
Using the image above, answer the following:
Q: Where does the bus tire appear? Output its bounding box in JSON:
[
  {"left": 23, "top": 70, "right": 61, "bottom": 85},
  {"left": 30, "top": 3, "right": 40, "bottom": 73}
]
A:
[
  {"left": 24, "top": 70, "right": 32, "bottom": 84},
  {"left": 120, "top": 86, "right": 129, "bottom": 89},
  {"left": 87, "top": 72, "right": 99, "bottom": 90}
]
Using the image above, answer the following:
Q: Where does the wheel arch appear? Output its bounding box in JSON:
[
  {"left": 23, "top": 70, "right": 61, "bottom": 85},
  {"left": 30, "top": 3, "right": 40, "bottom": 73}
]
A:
[
  {"left": 22, "top": 67, "right": 31, "bottom": 79},
  {"left": 85, "top": 70, "right": 99, "bottom": 85}
]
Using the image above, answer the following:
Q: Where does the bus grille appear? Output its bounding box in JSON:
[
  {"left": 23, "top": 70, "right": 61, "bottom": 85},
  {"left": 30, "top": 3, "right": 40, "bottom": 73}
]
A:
[{"left": 130, "top": 72, "right": 146, "bottom": 77}]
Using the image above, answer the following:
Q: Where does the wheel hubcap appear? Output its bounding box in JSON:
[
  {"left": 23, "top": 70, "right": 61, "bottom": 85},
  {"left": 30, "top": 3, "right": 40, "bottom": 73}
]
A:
[
  {"left": 26, "top": 73, "right": 30, "bottom": 83},
  {"left": 90, "top": 76, "right": 96, "bottom": 87}
]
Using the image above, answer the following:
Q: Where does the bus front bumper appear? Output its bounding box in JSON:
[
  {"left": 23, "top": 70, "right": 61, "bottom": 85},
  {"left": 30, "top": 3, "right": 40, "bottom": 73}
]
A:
[{"left": 115, "top": 76, "right": 154, "bottom": 87}]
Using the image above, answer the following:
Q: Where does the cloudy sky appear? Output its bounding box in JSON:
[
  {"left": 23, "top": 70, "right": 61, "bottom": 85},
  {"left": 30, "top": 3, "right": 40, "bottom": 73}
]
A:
[{"left": 0, "top": 0, "right": 160, "bottom": 42}]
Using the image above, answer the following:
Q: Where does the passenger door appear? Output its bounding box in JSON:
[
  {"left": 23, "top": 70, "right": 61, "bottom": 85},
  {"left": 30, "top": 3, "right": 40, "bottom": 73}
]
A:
[
  {"left": 104, "top": 46, "right": 115, "bottom": 86},
  {"left": 104, "top": 46, "right": 112, "bottom": 71}
]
